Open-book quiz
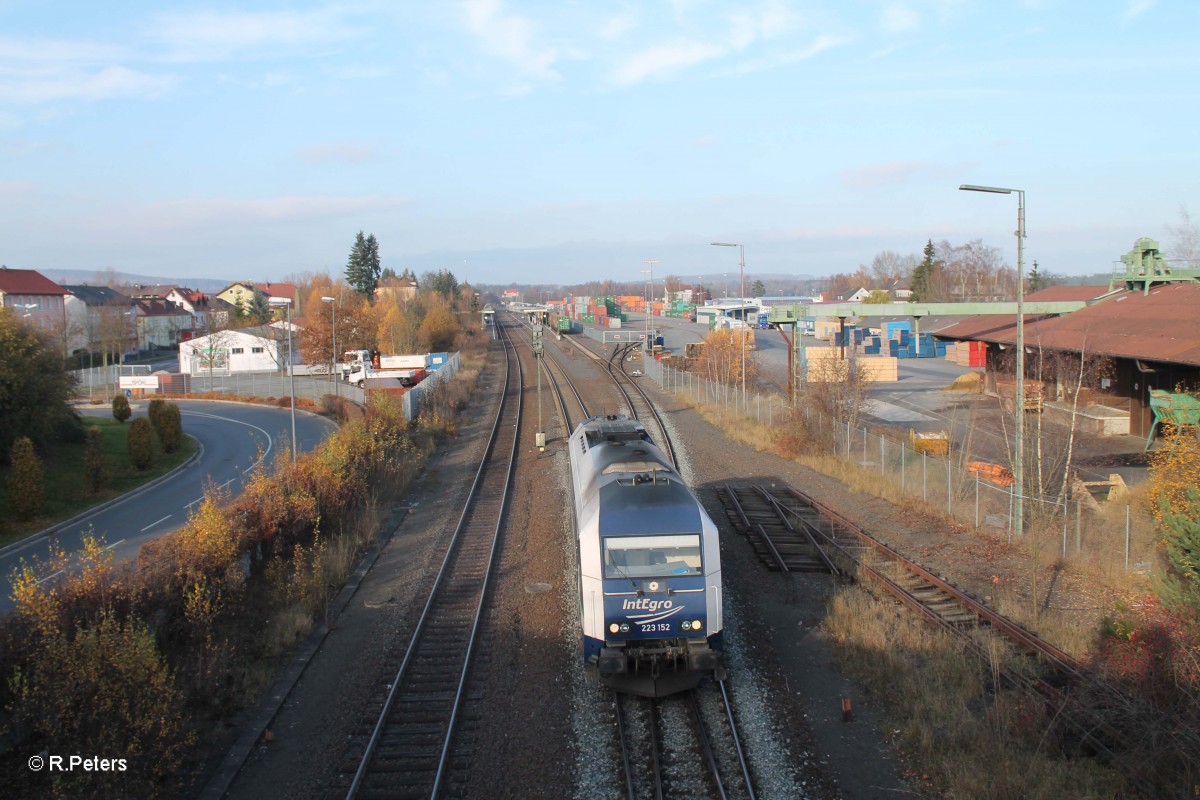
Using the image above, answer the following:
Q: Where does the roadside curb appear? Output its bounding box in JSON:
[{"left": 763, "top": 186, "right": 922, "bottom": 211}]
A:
[{"left": 0, "top": 437, "right": 203, "bottom": 561}]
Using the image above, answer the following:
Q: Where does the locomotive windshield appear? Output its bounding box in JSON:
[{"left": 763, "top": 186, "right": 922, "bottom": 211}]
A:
[{"left": 602, "top": 535, "right": 702, "bottom": 578}]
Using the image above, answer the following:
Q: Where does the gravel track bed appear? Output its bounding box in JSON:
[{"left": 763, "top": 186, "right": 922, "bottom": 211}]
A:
[{"left": 221, "top": 327, "right": 920, "bottom": 800}]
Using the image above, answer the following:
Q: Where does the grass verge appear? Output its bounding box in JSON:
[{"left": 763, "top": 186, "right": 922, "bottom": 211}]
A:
[{"left": 0, "top": 417, "right": 196, "bottom": 548}]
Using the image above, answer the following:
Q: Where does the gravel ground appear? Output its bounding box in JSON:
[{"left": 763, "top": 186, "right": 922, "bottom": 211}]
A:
[{"left": 219, "top": 324, "right": 1136, "bottom": 800}]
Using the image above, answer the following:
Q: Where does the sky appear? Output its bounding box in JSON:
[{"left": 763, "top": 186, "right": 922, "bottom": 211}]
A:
[{"left": 1, "top": 0, "right": 1197, "bottom": 288}]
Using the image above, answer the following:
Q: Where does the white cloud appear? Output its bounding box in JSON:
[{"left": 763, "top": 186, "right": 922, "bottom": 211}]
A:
[
  {"left": 599, "top": 10, "right": 638, "bottom": 40},
  {"left": 613, "top": 39, "right": 725, "bottom": 85},
  {"left": 0, "top": 36, "right": 129, "bottom": 65},
  {"left": 297, "top": 142, "right": 379, "bottom": 164},
  {"left": 0, "top": 65, "right": 173, "bottom": 104},
  {"left": 146, "top": 8, "right": 364, "bottom": 62},
  {"left": 1124, "top": 0, "right": 1156, "bottom": 20},
  {"left": 730, "top": 0, "right": 798, "bottom": 48},
  {"left": 722, "top": 33, "right": 849, "bottom": 76},
  {"left": 463, "top": 0, "right": 560, "bottom": 80},
  {"left": 881, "top": 2, "right": 920, "bottom": 34}
]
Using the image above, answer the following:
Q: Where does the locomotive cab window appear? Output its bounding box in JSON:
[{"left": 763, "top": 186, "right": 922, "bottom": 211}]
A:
[{"left": 602, "top": 535, "right": 702, "bottom": 578}]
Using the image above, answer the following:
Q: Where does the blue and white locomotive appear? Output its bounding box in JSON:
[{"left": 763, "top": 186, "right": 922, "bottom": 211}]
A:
[{"left": 569, "top": 416, "right": 724, "bottom": 697}]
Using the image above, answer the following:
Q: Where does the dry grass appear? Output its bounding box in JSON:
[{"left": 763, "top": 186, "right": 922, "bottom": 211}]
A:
[{"left": 825, "top": 584, "right": 1131, "bottom": 799}]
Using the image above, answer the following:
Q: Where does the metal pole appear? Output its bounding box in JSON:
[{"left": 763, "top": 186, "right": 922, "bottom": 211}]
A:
[
  {"left": 1062, "top": 500, "right": 1068, "bottom": 559},
  {"left": 287, "top": 304, "right": 296, "bottom": 463},
  {"left": 332, "top": 300, "right": 338, "bottom": 400},
  {"left": 922, "top": 451, "right": 927, "bottom": 501},
  {"left": 1015, "top": 190, "right": 1026, "bottom": 540},
  {"left": 740, "top": 243, "right": 746, "bottom": 412}
]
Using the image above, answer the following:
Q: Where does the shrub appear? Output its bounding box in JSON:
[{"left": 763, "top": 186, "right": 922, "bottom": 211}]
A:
[
  {"left": 83, "top": 427, "right": 109, "bottom": 493},
  {"left": 111, "top": 393, "right": 131, "bottom": 423},
  {"left": 7, "top": 436, "right": 45, "bottom": 520},
  {"left": 148, "top": 397, "right": 168, "bottom": 441},
  {"left": 127, "top": 417, "right": 154, "bottom": 471},
  {"left": 159, "top": 403, "right": 183, "bottom": 453},
  {"left": 8, "top": 608, "right": 193, "bottom": 798}
]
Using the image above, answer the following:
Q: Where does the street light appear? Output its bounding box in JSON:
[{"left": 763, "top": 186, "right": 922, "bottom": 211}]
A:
[
  {"left": 269, "top": 296, "right": 297, "bottom": 463},
  {"left": 711, "top": 242, "right": 746, "bottom": 410},
  {"left": 642, "top": 258, "right": 658, "bottom": 351},
  {"left": 322, "top": 295, "right": 338, "bottom": 399},
  {"left": 960, "top": 183, "right": 1026, "bottom": 536}
]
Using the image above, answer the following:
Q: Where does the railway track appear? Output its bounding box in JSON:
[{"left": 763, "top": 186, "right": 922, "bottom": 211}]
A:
[
  {"left": 723, "top": 480, "right": 1140, "bottom": 770},
  {"left": 614, "top": 681, "right": 755, "bottom": 800},
  {"left": 509, "top": 314, "right": 589, "bottom": 433},
  {"left": 714, "top": 485, "right": 841, "bottom": 574},
  {"left": 335, "top": 320, "right": 523, "bottom": 800},
  {"left": 603, "top": 343, "right": 677, "bottom": 469}
]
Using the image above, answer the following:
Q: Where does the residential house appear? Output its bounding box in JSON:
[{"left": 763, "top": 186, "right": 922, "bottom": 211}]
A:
[
  {"left": 164, "top": 288, "right": 234, "bottom": 335},
  {"left": 0, "top": 267, "right": 68, "bottom": 347},
  {"left": 62, "top": 284, "right": 133, "bottom": 356},
  {"left": 217, "top": 281, "right": 299, "bottom": 322},
  {"left": 834, "top": 287, "right": 871, "bottom": 303},
  {"left": 887, "top": 279, "right": 913, "bottom": 301},
  {"left": 376, "top": 275, "right": 419, "bottom": 304},
  {"left": 502, "top": 288, "right": 521, "bottom": 303},
  {"left": 131, "top": 296, "right": 192, "bottom": 352}
]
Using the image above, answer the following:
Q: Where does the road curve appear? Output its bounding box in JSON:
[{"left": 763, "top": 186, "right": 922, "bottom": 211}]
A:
[{"left": 0, "top": 400, "right": 337, "bottom": 613}]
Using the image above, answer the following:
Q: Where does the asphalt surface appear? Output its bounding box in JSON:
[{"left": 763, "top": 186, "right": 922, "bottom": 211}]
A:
[{"left": 0, "top": 399, "right": 337, "bottom": 613}]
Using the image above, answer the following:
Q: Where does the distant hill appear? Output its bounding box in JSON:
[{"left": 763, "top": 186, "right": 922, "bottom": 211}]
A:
[{"left": 37, "top": 268, "right": 230, "bottom": 293}]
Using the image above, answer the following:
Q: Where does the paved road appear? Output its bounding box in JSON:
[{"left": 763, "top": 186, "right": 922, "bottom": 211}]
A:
[{"left": 0, "top": 400, "right": 337, "bottom": 613}]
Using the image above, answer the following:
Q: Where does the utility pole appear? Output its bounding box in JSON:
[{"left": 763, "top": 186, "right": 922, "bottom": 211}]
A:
[
  {"left": 534, "top": 323, "right": 545, "bottom": 451},
  {"left": 642, "top": 258, "right": 658, "bottom": 352}
]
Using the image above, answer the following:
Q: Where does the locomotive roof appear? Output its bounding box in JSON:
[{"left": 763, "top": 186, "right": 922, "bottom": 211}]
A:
[{"left": 598, "top": 479, "right": 702, "bottom": 536}]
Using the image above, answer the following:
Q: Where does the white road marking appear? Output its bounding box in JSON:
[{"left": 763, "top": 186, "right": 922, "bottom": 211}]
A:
[
  {"left": 141, "top": 515, "right": 171, "bottom": 531},
  {"left": 104, "top": 538, "right": 127, "bottom": 549}
]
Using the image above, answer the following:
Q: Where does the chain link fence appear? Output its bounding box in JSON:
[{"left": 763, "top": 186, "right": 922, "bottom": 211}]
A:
[
  {"left": 644, "top": 356, "right": 1158, "bottom": 577},
  {"left": 70, "top": 354, "right": 461, "bottom": 422}
]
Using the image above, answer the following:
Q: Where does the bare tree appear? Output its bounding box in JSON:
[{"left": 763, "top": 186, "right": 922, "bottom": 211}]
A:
[{"left": 1167, "top": 204, "right": 1200, "bottom": 263}]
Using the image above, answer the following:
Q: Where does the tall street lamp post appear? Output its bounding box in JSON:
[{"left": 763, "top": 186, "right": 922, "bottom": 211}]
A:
[
  {"left": 322, "top": 295, "right": 338, "bottom": 399},
  {"left": 711, "top": 242, "right": 746, "bottom": 410},
  {"left": 269, "top": 297, "right": 297, "bottom": 463},
  {"left": 960, "top": 183, "right": 1025, "bottom": 536},
  {"left": 642, "top": 258, "right": 657, "bottom": 351}
]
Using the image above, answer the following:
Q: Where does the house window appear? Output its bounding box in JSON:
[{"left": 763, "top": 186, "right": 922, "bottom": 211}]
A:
[
  {"left": 252, "top": 347, "right": 264, "bottom": 354},
  {"left": 231, "top": 347, "right": 244, "bottom": 355}
]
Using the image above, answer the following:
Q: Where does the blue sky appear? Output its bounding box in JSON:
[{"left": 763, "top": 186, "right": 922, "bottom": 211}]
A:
[{"left": 1, "top": 1, "right": 1196, "bottom": 287}]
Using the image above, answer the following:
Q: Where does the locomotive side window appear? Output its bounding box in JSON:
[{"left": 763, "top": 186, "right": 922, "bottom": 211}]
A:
[{"left": 602, "top": 535, "right": 702, "bottom": 578}]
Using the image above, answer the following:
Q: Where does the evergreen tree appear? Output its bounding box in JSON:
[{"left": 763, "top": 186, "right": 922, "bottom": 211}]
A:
[
  {"left": 112, "top": 394, "right": 131, "bottom": 424},
  {"left": 380, "top": 266, "right": 397, "bottom": 281},
  {"left": 127, "top": 417, "right": 154, "bottom": 471},
  {"left": 911, "top": 239, "right": 938, "bottom": 302},
  {"left": 345, "top": 231, "right": 382, "bottom": 302},
  {"left": 159, "top": 403, "right": 183, "bottom": 453},
  {"left": 1159, "top": 486, "right": 1200, "bottom": 616},
  {"left": 8, "top": 436, "right": 44, "bottom": 520},
  {"left": 430, "top": 269, "right": 459, "bottom": 298},
  {"left": 84, "top": 426, "right": 109, "bottom": 493},
  {"left": 751, "top": 279, "right": 766, "bottom": 296},
  {"left": 0, "top": 307, "right": 81, "bottom": 456},
  {"left": 1028, "top": 260, "right": 1042, "bottom": 294}
]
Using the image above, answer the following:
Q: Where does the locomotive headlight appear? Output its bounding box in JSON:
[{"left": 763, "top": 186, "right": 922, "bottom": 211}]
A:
[
  {"left": 648, "top": 581, "right": 660, "bottom": 592},
  {"left": 619, "top": 622, "right": 631, "bottom": 633},
  {"left": 609, "top": 623, "right": 620, "bottom": 634},
  {"left": 691, "top": 619, "right": 703, "bottom": 631},
  {"left": 681, "top": 620, "right": 692, "bottom": 631}
]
